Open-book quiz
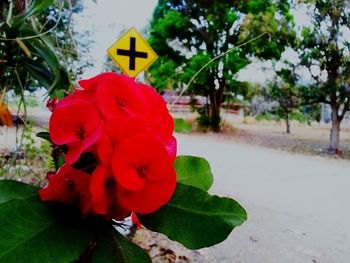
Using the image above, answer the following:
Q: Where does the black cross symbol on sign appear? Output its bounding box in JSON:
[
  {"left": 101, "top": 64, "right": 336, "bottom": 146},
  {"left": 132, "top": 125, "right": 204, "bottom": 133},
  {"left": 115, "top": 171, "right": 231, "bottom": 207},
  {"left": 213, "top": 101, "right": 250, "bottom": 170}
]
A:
[{"left": 116, "top": 37, "right": 148, "bottom": 71}]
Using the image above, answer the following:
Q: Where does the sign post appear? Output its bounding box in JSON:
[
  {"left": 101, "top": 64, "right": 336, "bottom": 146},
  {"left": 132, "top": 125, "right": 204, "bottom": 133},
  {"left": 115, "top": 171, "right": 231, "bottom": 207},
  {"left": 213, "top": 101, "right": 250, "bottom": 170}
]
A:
[{"left": 107, "top": 27, "right": 158, "bottom": 77}]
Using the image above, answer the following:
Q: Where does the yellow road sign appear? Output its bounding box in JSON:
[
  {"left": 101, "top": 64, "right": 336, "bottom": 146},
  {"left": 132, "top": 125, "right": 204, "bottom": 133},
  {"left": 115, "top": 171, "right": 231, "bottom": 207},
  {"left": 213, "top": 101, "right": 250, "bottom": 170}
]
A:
[{"left": 107, "top": 27, "right": 158, "bottom": 78}]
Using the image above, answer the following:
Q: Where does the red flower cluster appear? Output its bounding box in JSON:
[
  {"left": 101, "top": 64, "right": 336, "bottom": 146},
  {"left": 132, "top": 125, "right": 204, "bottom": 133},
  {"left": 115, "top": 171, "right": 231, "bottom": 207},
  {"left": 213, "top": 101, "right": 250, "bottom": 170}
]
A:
[{"left": 39, "top": 73, "right": 177, "bottom": 220}]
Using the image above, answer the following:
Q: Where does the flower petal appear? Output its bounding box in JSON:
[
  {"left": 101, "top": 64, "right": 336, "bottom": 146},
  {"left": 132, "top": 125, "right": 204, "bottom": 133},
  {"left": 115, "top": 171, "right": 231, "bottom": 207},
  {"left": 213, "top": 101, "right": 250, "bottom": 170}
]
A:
[
  {"left": 65, "top": 120, "right": 104, "bottom": 164},
  {"left": 90, "top": 165, "right": 130, "bottom": 220},
  {"left": 39, "top": 164, "right": 91, "bottom": 214},
  {"left": 96, "top": 132, "right": 114, "bottom": 165},
  {"left": 112, "top": 134, "right": 172, "bottom": 191},
  {"left": 96, "top": 74, "right": 150, "bottom": 120},
  {"left": 78, "top": 72, "right": 116, "bottom": 90},
  {"left": 50, "top": 100, "right": 101, "bottom": 145},
  {"left": 117, "top": 167, "right": 176, "bottom": 214},
  {"left": 138, "top": 83, "right": 167, "bottom": 124}
]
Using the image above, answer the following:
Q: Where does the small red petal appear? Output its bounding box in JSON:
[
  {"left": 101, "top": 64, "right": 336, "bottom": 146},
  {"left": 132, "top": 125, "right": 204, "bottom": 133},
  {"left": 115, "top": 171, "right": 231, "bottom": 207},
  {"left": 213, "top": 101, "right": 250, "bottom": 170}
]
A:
[
  {"left": 117, "top": 167, "right": 176, "bottom": 214},
  {"left": 138, "top": 83, "right": 167, "bottom": 124},
  {"left": 50, "top": 100, "right": 101, "bottom": 145},
  {"left": 65, "top": 120, "right": 104, "bottom": 164},
  {"left": 131, "top": 212, "right": 142, "bottom": 229},
  {"left": 78, "top": 72, "right": 116, "bottom": 90},
  {"left": 46, "top": 98, "right": 59, "bottom": 112},
  {"left": 90, "top": 165, "right": 130, "bottom": 220},
  {"left": 96, "top": 132, "right": 114, "bottom": 165},
  {"left": 164, "top": 136, "right": 177, "bottom": 160},
  {"left": 115, "top": 117, "right": 148, "bottom": 142}
]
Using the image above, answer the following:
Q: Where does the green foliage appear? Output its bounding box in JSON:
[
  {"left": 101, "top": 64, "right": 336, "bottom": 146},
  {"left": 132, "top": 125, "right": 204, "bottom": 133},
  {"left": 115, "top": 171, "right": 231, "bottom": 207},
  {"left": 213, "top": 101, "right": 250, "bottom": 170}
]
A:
[
  {"left": 149, "top": 0, "right": 295, "bottom": 131},
  {"left": 11, "top": 0, "right": 54, "bottom": 27},
  {"left": 264, "top": 67, "right": 301, "bottom": 132},
  {"left": 0, "top": 180, "right": 94, "bottom": 263},
  {"left": 255, "top": 112, "right": 275, "bottom": 122},
  {"left": 0, "top": 154, "right": 247, "bottom": 261},
  {"left": 0, "top": 0, "right": 70, "bottom": 98},
  {"left": 0, "top": 179, "right": 37, "bottom": 203},
  {"left": 296, "top": 0, "right": 350, "bottom": 150},
  {"left": 174, "top": 118, "right": 192, "bottom": 133},
  {"left": 196, "top": 106, "right": 222, "bottom": 131},
  {"left": 138, "top": 183, "right": 247, "bottom": 249},
  {"left": 36, "top": 131, "right": 51, "bottom": 142},
  {"left": 0, "top": 180, "right": 152, "bottom": 263},
  {"left": 255, "top": 110, "right": 307, "bottom": 123},
  {"left": 174, "top": 155, "right": 213, "bottom": 191},
  {"left": 138, "top": 154, "right": 246, "bottom": 249},
  {"left": 91, "top": 224, "right": 151, "bottom": 263},
  {"left": 24, "top": 96, "right": 39, "bottom": 107}
]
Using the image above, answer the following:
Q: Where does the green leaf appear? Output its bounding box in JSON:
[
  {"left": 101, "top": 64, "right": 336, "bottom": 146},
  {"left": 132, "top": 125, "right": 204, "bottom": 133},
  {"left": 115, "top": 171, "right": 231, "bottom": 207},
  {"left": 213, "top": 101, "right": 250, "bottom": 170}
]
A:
[
  {"left": 28, "top": 37, "right": 70, "bottom": 94},
  {"left": 0, "top": 180, "right": 37, "bottom": 205},
  {"left": 174, "top": 118, "right": 192, "bottom": 132},
  {"left": 51, "top": 89, "right": 66, "bottom": 99},
  {"left": 92, "top": 225, "right": 151, "bottom": 263},
  {"left": 12, "top": 0, "right": 54, "bottom": 27},
  {"left": 138, "top": 183, "right": 247, "bottom": 249},
  {"left": 57, "top": 155, "right": 65, "bottom": 168},
  {"left": 36, "top": 131, "right": 51, "bottom": 142},
  {"left": 23, "top": 58, "right": 54, "bottom": 87},
  {"left": 174, "top": 155, "right": 213, "bottom": 191},
  {"left": 33, "top": 36, "right": 66, "bottom": 94},
  {"left": 0, "top": 180, "right": 95, "bottom": 263}
]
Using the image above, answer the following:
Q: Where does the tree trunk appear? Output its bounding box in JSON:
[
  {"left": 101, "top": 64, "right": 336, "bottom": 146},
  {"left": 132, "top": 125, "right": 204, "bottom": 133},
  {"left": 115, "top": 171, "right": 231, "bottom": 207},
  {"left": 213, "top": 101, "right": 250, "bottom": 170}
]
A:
[
  {"left": 208, "top": 77, "right": 224, "bottom": 132},
  {"left": 209, "top": 102, "right": 221, "bottom": 132},
  {"left": 329, "top": 106, "right": 341, "bottom": 152},
  {"left": 285, "top": 113, "right": 290, "bottom": 134}
]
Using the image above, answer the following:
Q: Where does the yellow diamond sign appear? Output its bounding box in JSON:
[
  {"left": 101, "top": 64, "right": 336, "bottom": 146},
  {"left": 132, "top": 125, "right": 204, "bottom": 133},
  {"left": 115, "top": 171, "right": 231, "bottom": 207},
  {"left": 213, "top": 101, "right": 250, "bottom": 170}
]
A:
[{"left": 107, "top": 27, "right": 158, "bottom": 77}]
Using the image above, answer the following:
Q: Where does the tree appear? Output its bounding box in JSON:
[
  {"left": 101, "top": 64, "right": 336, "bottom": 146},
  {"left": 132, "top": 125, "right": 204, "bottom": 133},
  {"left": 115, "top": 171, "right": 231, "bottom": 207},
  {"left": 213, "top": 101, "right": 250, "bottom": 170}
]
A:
[
  {"left": 148, "top": 0, "right": 295, "bottom": 131},
  {"left": 297, "top": 0, "right": 350, "bottom": 152},
  {"left": 267, "top": 68, "right": 300, "bottom": 133}
]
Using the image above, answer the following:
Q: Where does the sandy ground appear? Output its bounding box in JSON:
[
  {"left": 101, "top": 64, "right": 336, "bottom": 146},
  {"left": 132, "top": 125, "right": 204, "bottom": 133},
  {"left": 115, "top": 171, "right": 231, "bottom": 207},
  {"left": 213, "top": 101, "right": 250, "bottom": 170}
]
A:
[{"left": 176, "top": 133, "right": 350, "bottom": 263}]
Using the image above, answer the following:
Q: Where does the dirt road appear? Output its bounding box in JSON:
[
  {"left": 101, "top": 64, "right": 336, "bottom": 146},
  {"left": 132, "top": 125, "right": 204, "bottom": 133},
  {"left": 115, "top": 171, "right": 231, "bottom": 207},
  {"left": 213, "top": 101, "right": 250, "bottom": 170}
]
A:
[{"left": 176, "top": 133, "right": 350, "bottom": 263}]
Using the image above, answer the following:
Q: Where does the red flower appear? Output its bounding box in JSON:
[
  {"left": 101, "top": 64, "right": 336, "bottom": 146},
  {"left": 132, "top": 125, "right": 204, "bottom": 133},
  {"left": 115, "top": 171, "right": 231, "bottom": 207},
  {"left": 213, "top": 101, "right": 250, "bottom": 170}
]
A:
[
  {"left": 96, "top": 117, "right": 148, "bottom": 165},
  {"left": 138, "top": 83, "right": 167, "bottom": 125},
  {"left": 78, "top": 72, "right": 116, "bottom": 91},
  {"left": 49, "top": 99, "right": 104, "bottom": 164},
  {"left": 131, "top": 212, "right": 142, "bottom": 229},
  {"left": 117, "top": 168, "right": 176, "bottom": 214},
  {"left": 95, "top": 131, "right": 115, "bottom": 165},
  {"left": 163, "top": 135, "right": 177, "bottom": 160},
  {"left": 110, "top": 117, "right": 148, "bottom": 142},
  {"left": 90, "top": 165, "right": 130, "bottom": 220},
  {"left": 112, "top": 134, "right": 176, "bottom": 214},
  {"left": 39, "top": 165, "right": 91, "bottom": 214},
  {"left": 106, "top": 116, "right": 176, "bottom": 159},
  {"left": 136, "top": 83, "right": 176, "bottom": 158},
  {"left": 42, "top": 73, "right": 178, "bottom": 219},
  {"left": 57, "top": 88, "right": 97, "bottom": 108},
  {"left": 96, "top": 74, "right": 150, "bottom": 120},
  {"left": 148, "top": 113, "right": 177, "bottom": 160},
  {"left": 46, "top": 98, "right": 58, "bottom": 112}
]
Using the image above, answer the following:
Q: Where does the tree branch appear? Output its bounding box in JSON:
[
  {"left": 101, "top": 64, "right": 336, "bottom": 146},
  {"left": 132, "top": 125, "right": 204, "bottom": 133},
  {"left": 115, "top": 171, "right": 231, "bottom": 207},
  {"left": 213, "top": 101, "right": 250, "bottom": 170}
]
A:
[{"left": 340, "top": 97, "right": 350, "bottom": 121}]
